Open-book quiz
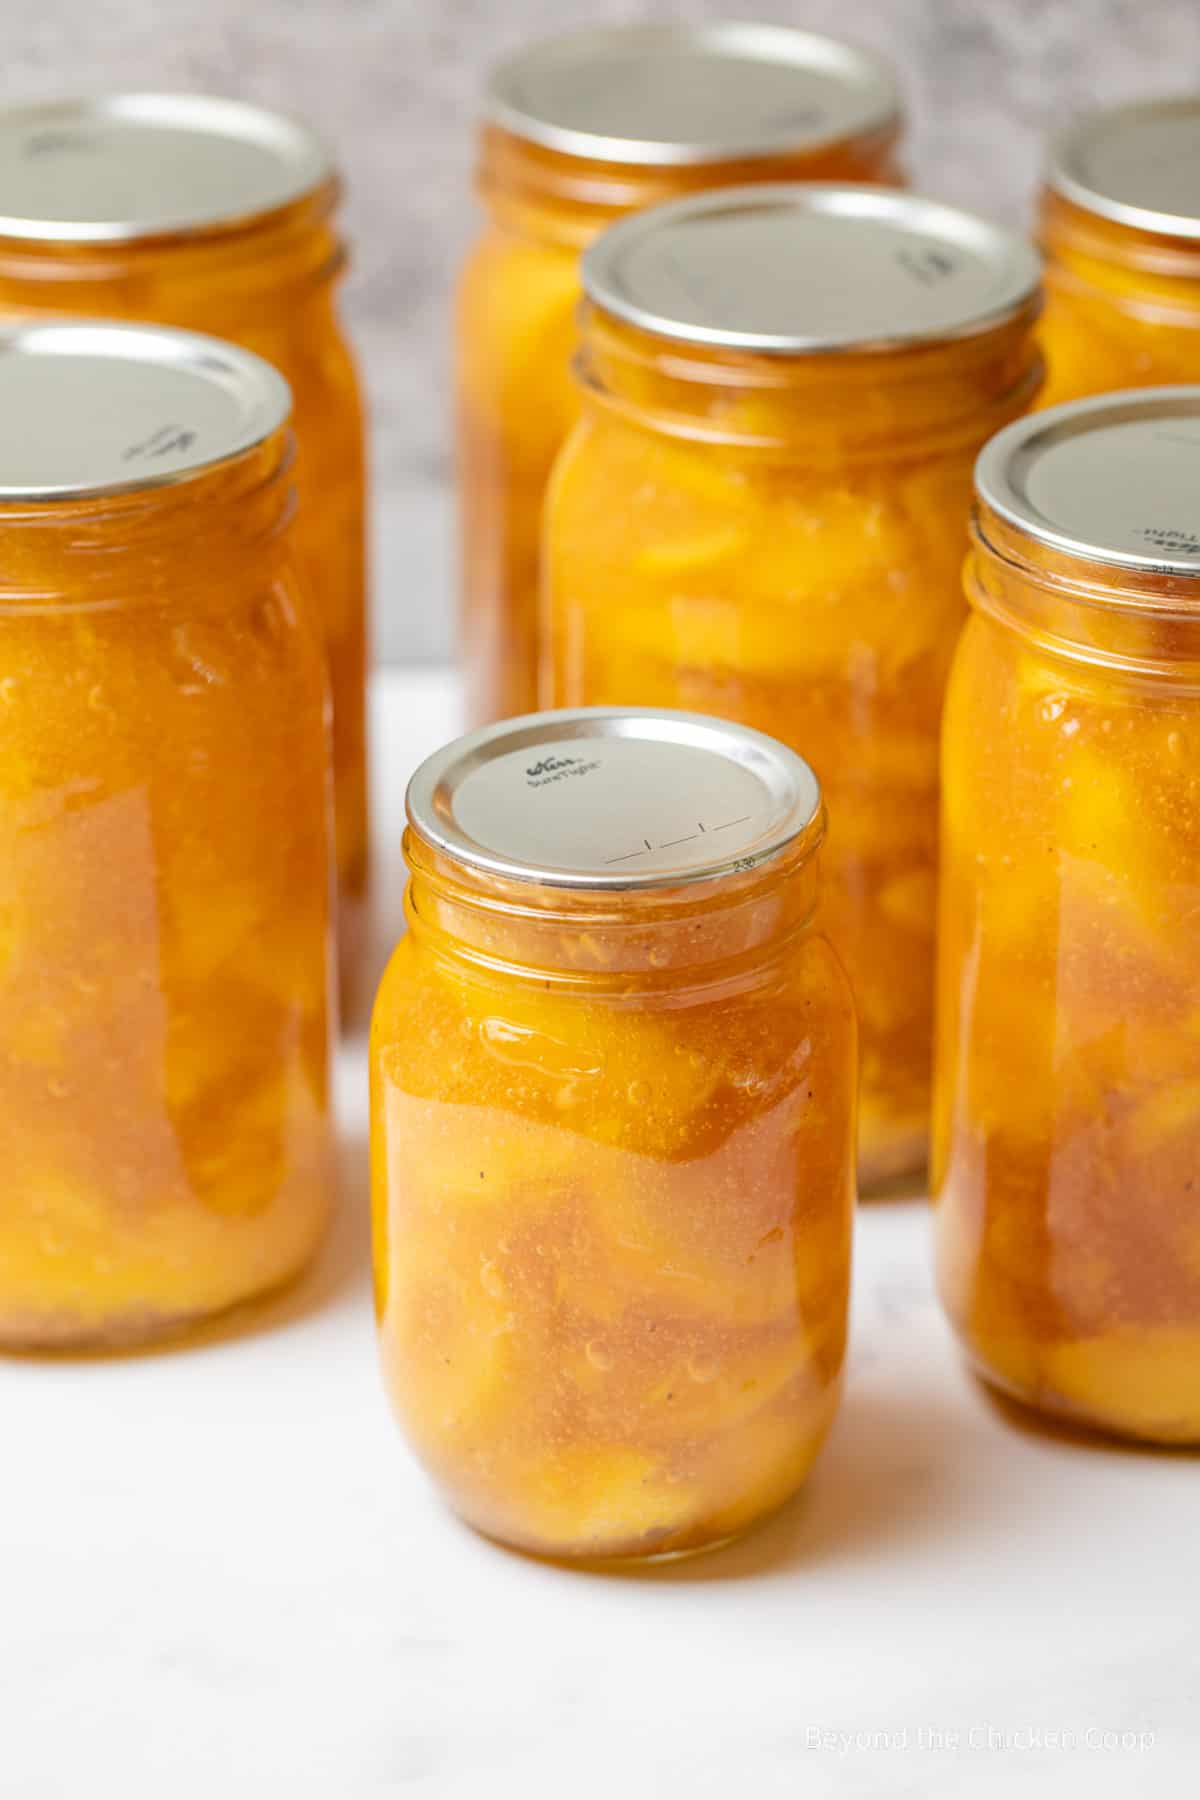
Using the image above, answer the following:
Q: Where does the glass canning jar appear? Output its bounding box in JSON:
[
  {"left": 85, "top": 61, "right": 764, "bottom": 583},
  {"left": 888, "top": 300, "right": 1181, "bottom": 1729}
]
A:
[
  {"left": 1040, "top": 99, "right": 1200, "bottom": 408},
  {"left": 935, "top": 389, "right": 1200, "bottom": 1442},
  {"left": 545, "top": 184, "right": 1043, "bottom": 1189},
  {"left": 371, "top": 709, "right": 856, "bottom": 1563},
  {"left": 0, "top": 322, "right": 334, "bottom": 1350},
  {"left": 0, "top": 96, "right": 368, "bottom": 1001},
  {"left": 457, "top": 23, "right": 904, "bottom": 726}
]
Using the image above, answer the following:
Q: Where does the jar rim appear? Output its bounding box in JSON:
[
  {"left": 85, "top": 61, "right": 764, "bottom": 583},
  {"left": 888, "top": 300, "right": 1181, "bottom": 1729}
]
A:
[
  {"left": 484, "top": 23, "right": 901, "bottom": 168},
  {"left": 1046, "top": 95, "right": 1200, "bottom": 244},
  {"left": 0, "top": 93, "right": 334, "bottom": 244},
  {"left": 406, "top": 707, "right": 823, "bottom": 893},
  {"left": 0, "top": 320, "right": 292, "bottom": 502},
  {"left": 975, "top": 388, "right": 1200, "bottom": 581},
  {"left": 582, "top": 184, "right": 1041, "bottom": 357}
]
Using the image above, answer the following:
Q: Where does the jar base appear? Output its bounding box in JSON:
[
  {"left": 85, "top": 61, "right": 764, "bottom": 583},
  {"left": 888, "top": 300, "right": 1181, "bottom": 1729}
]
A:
[
  {"left": 966, "top": 1351, "right": 1200, "bottom": 1449},
  {"left": 0, "top": 1255, "right": 320, "bottom": 1357},
  {"left": 468, "top": 1517, "right": 748, "bottom": 1571},
  {"left": 858, "top": 1131, "right": 929, "bottom": 1198},
  {"left": 451, "top": 1468, "right": 825, "bottom": 1569},
  {"left": 0, "top": 1306, "right": 202, "bottom": 1355}
]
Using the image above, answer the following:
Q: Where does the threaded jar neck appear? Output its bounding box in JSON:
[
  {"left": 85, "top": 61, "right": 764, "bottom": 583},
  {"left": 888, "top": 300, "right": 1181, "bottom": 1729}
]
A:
[
  {"left": 0, "top": 431, "right": 295, "bottom": 610},
  {"left": 476, "top": 122, "right": 904, "bottom": 253},
  {"left": 575, "top": 302, "right": 1044, "bottom": 463},
  {"left": 0, "top": 184, "right": 345, "bottom": 316},
  {"left": 967, "top": 499, "right": 1200, "bottom": 687},
  {"left": 403, "top": 828, "right": 826, "bottom": 998}
]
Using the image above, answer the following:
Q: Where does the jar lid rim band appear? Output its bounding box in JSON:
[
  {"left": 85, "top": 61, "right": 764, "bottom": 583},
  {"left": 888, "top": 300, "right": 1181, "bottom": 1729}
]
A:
[
  {"left": 582, "top": 183, "right": 1041, "bottom": 355},
  {"left": 406, "top": 708, "right": 822, "bottom": 891},
  {"left": 0, "top": 93, "right": 333, "bottom": 243},
  {"left": 1047, "top": 96, "right": 1200, "bottom": 241},
  {"left": 975, "top": 387, "right": 1200, "bottom": 578},
  {"left": 0, "top": 321, "right": 291, "bottom": 501},
  {"left": 485, "top": 23, "right": 901, "bottom": 167}
]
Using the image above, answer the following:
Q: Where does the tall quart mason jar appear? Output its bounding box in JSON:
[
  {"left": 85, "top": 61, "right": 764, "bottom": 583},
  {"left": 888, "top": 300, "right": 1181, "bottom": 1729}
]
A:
[
  {"left": 1040, "top": 98, "right": 1200, "bottom": 407},
  {"left": 371, "top": 709, "right": 856, "bottom": 1562},
  {"left": 0, "top": 96, "right": 368, "bottom": 1002},
  {"left": 458, "top": 23, "right": 904, "bottom": 726},
  {"left": 935, "top": 389, "right": 1200, "bottom": 1442},
  {"left": 545, "top": 185, "right": 1043, "bottom": 1188},
  {"left": 0, "top": 323, "right": 334, "bottom": 1350}
]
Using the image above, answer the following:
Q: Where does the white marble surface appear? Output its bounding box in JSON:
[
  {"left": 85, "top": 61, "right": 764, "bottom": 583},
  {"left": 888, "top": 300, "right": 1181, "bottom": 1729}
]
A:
[{"left": 1, "top": 668, "right": 1195, "bottom": 1799}]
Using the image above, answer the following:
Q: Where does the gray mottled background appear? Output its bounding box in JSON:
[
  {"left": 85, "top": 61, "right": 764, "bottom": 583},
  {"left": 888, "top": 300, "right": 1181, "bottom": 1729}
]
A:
[{"left": 8, "top": 0, "right": 1200, "bottom": 661}]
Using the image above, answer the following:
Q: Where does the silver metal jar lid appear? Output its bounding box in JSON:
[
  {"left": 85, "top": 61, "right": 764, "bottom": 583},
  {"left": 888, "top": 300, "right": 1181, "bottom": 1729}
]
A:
[
  {"left": 975, "top": 388, "right": 1200, "bottom": 576},
  {"left": 0, "top": 321, "right": 291, "bottom": 501},
  {"left": 0, "top": 95, "right": 333, "bottom": 242},
  {"left": 485, "top": 23, "right": 900, "bottom": 167},
  {"left": 406, "top": 708, "right": 822, "bottom": 891},
  {"left": 1047, "top": 97, "right": 1200, "bottom": 241},
  {"left": 582, "top": 184, "right": 1041, "bottom": 354}
]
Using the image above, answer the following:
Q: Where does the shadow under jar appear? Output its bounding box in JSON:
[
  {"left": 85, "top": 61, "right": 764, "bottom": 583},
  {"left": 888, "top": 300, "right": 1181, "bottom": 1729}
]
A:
[
  {"left": 457, "top": 22, "right": 905, "bottom": 727},
  {"left": 0, "top": 96, "right": 368, "bottom": 1005},
  {"left": 0, "top": 323, "right": 335, "bottom": 1351},
  {"left": 371, "top": 709, "right": 856, "bottom": 1563},
  {"left": 935, "top": 389, "right": 1200, "bottom": 1442},
  {"left": 545, "top": 185, "right": 1043, "bottom": 1190},
  {"left": 1039, "top": 98, "right": 1200, "bottom": 410}
]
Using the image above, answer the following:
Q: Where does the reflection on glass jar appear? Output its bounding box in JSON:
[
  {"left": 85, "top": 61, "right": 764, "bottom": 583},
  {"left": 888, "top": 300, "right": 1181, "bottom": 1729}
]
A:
[
  {"left": 0, "top": 323, "right": 334, "bottom": 1350},
  {"left": 457, "top": 23, "right": 905, "bottom": 726},
  {"left": 372, "top": 710, "right": 855, "bottom": 1562},
  {"left": 935, "top": 389, "right": 1200, "bottom": 1441},
  {"left": 0, "top": 96, "right": 368, "bottom": 1002},
  {"left": 545, "top": 185, "right": 1043, "bottom": 1188},
  {"left": 1040, "top": 98, "right": 1200, "bottom": 407}
]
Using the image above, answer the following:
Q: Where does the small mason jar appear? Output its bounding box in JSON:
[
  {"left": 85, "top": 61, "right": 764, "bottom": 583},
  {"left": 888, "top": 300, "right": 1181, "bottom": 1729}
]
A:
[
  {"left": 1040, "top": 99, "right": 1200, "bottom": 408},
  {"left": 0, "top": 322, "right": 334, "bottom": 1350},
  {"left": 545, "top": 185, "right": 1042, "bottom": 1189},
  {"left": 935, "top": 389, "right": 1200, "bottom": 1442},
  {"left": 458, "top": 22, "right": 904, "bottom": 726},
  {"left": 0, "top": 96, "right": 368, "bottom": 999},
  {"left": 371, "top": 709, "right": 856, "bottom": 1562}
]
